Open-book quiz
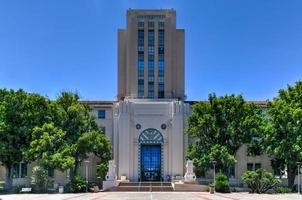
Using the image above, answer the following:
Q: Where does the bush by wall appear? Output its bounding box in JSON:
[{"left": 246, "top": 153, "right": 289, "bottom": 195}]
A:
[
  {"left": 69, "top": 175, "right": 88, "bottom": 193},
  {"left": 215, "top": 173, "right": 230, "bottom": 193},
  {"left": 242, "top": 169, "right": 281, "bottom": 193},
  {"left": 31, "top": 166, "right": 49, "bottom": 192},
  {"left": 274, "top": 186, "right": 293, "bottom": 193}
]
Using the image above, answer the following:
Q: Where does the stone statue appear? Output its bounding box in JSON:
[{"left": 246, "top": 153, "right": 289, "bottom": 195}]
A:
[
  {"left": 184, "top": 160, "right": 196, "bottom": 182},
  {"left": 105, "top": 160, "right": 117, "bottom": 181}
]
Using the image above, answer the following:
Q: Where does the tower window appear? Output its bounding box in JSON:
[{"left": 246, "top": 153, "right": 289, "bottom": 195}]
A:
[
  {"left": 138, "top": 21, "right": 144, "bottom": 29},
  {"left": 148, "top": 21, "right": 154, "bottom": 29},
  {"left": 158, "top": 21, "right": 165, "bottom": 29},
  {"left": 98, "top": 110, "right": 106, "bottom": 119}
]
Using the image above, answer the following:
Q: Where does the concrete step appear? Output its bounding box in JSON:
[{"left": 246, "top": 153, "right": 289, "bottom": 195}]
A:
[
  {"left": 172, "top": 182, "right": 209, "bottom": 192},
  {"left": 111, "top": 182, "right": 174, "bottom": 192}
]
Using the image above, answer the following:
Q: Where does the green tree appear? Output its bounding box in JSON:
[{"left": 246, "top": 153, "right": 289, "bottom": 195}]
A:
[
  {"left": 0, "top": 89, "right": 50, "bottom": 189},
  {"left": 25, "top": 92, "right": 111, "bottom": 179},
  {"left": 264, "top": 81, "right": 302, "bottom": 188},
  {"left": 188, "top": 144, "right": 236, "bottom": 174},
  {"left": 25, "top": 123, "right": 75, "bottom": 171},
  {"left": 187, "top": 93, "right": 263, "bottom": 175}
]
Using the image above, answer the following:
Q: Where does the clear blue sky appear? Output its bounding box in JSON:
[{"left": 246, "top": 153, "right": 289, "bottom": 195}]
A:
[{"left": 0, "top": 0, "right": 301, "bottom": 101}]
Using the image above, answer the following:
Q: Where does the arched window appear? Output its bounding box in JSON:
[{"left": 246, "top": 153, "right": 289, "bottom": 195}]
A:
[{"left": 139, "top": 128, "right": 163, "bottom": 144}]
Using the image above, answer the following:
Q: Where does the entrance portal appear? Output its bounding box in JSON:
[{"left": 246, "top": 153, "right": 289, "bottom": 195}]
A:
[
  {"left": 141, "top": 145, "right": 161, "bottom": 181},
  {"left": 138, "top": 128, "right": 164, "bottom": 182}
]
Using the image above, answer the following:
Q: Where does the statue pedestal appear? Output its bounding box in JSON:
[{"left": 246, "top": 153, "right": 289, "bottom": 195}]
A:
[
  {"left": 184, "top": 160, "right": 196, "bottom": 183},
  {"left": 184, "top": 173, "right": 196, "bottom": 183},
  {"left": 102, "top": 160, "right": 118, "bottom": 191},
  {"left": 102, "top": 180, "right": 118, "bottom": 191}
]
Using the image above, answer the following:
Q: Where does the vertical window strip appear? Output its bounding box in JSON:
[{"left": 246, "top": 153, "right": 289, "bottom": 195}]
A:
[
  {"left": 148, "top": 29, "right": 154, "bottom": 98},
  {"left": 158, "top": 29, "right": 165, "bottom": 98},
  {"left": 137, "top": 25, "right": 145, "bottom": 98}
]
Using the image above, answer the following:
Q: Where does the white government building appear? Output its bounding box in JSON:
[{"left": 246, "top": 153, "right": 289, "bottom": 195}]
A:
[{"left": 0, "top": 9, "right": 272, "bottom": 186}]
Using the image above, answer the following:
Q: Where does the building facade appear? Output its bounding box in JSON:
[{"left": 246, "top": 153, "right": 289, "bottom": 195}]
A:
[{"left": 0, "top": 9, "right": 274, "bottom": 186}]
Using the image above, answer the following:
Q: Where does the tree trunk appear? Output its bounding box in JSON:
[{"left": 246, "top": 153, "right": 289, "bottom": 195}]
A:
[
  {"left": 4, "top": 164, "right": 13, "bottom": 190},
  {"left": 287, "top": 164, "right": 297, "bottom": 189}
]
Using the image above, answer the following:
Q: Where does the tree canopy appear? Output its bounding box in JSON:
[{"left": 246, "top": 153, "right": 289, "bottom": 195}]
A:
[
  {"left": 0, "top": 89, "right": 50, "bottom": 188},
  {"left": 25, "top": 92, "right": 111, "bottom": 178},
  {"left": 187, "top": 93, "right": 264, "bottom": 175},
  {"left": 0, "top": 89, "right": 111, "bottom": 188},
  {"left": 263, "top": 81, "right": 302, "bottom": 188}
]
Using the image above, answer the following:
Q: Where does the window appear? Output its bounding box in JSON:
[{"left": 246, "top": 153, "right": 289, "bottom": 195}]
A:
[
  {"left": 138, "top": 21, "right": 144, "bottom": 29},
  {"left": 138, "top": 84, "right": 144, "bottom": 98},
  {"left": 101, "top": 127, "right": 106, "bottom": 134},
  {"left": 148, "top": 21, "right": 154, "bottom": 29},
  {"left": 148, "top": 60, "right": 154, "bottom": 69},
  {"left": 148, "top": 30, "right": 154, "bottom": 46},
  {"left": 148, "top": 46, "right": 154, "bottom": 55},
  {"left": 12, "top": 163, "right": 27, "bottom": 178},
  {"left": 247, "top": 163, "right": 262, "bottom": 171},
  {"left": 98, "top": 110, "right": 105, "bottom": 119},
  {"left": 148, "top": 55, "right": 154, "bottom": 61},
  {"left": 255, "top": 163, "right": 262, "bottom": 170},
  {"left": 158, "top": 84, "right": 164, "bottom": 98},
  {"left": 13, "top": 163, "right": 20, "bottom": 178},
  {"left": 158, "top": 77, "right": 164, "bottom": 83},
  {"left": 158, "top": 21, "right": 165, "bottom": 29},
  {"left": 158, "top": 61, "right": 164, "bottom": 68},
  {"left": 66, "top": 169, "right": 70, "bottom": 178},
  {"left": 148, "top": 86, "right": 154, "bottom": 98},
  {"left": 228, "top": 165, "right": 235, "bottom": 178},
  {"left": 158, "top": 30, "right": 164, "bottom": 48},
  {"left": 138, "top": 30, "right": 144, "bottom": 52},
  {"left": 138, "top": 54, "right": 144, "bottom": 61},
  {"left": 158, "top": 54, "right": 164, "bottom": 61},
  {"left": 21, "top": 163, "right": 27, "bottom": 178},
  {"left": 247, "top": 163, "right": 253, "bottom": 171},
  {"left": 148, "top": 76, "right": 154, "bottom": 82},
  {"left": 48, "top": 168, "right": 54, "bottom": 178},
  {"left": 148, "top": 91, "right": 154, "bottom": 99}
]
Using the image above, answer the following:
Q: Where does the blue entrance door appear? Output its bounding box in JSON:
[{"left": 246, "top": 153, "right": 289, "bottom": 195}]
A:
[{"left": 141, "top": 145, "right": 161, "bottom": 181}]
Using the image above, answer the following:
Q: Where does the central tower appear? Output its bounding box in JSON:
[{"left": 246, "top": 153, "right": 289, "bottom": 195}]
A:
[
  {"left": 113, "top": 9, "right": 187, "bottom": 182},
  {"left": 118, "top": 9, "right": 185, "bottom": 100}
]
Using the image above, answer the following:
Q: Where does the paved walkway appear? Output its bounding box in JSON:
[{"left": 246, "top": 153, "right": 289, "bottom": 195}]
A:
[{"left": 1, "top": 192, "right": 302, "bottom": 200}]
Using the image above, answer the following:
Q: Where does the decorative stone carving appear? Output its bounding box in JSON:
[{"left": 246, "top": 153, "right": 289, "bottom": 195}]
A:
[
  {"left": 105, "top": 160, "right": 117, "bottom": 181},
  {"left": 184, "top": 160, "right": 196, "bottom": 182},
  {"left": 136, "top": 124, "right": 141, "bottom": 130},
  {"left": 139, "top": 128, "right": 163, "bottom": 144}
]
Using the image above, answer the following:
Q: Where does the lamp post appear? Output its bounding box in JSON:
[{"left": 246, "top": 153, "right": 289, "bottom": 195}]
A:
[
  {"left": 213, "top": 161, "right": 217, "bottom": 193},
  {"left": 84, "top": 160, "right": 90, "bottom": 193},
  {"left": 297, "top": 162, "right": 301, "bottom": 195}
]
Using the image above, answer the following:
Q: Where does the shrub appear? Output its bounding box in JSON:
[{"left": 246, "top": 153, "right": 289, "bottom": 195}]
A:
[
  {"left": 274, "top": 186, "right": 293, "bottom": 193},
  {"left": 96, "top": 163, "right": 108, "bottom": 180},
  {"left": 69, "top": 175, "right": 88, "bottom": 193},
  {"left": 0, "top": 181, "right": 4, "bottom": 190},
  {"left": 31, "top": 166, "right": 49, "bottom": 192},
  {"left": 242, "top": 169, "right": 281, "bottom": 193},
  {"left": 215, "top": 173, "right": 230, "bottom": 193}
]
